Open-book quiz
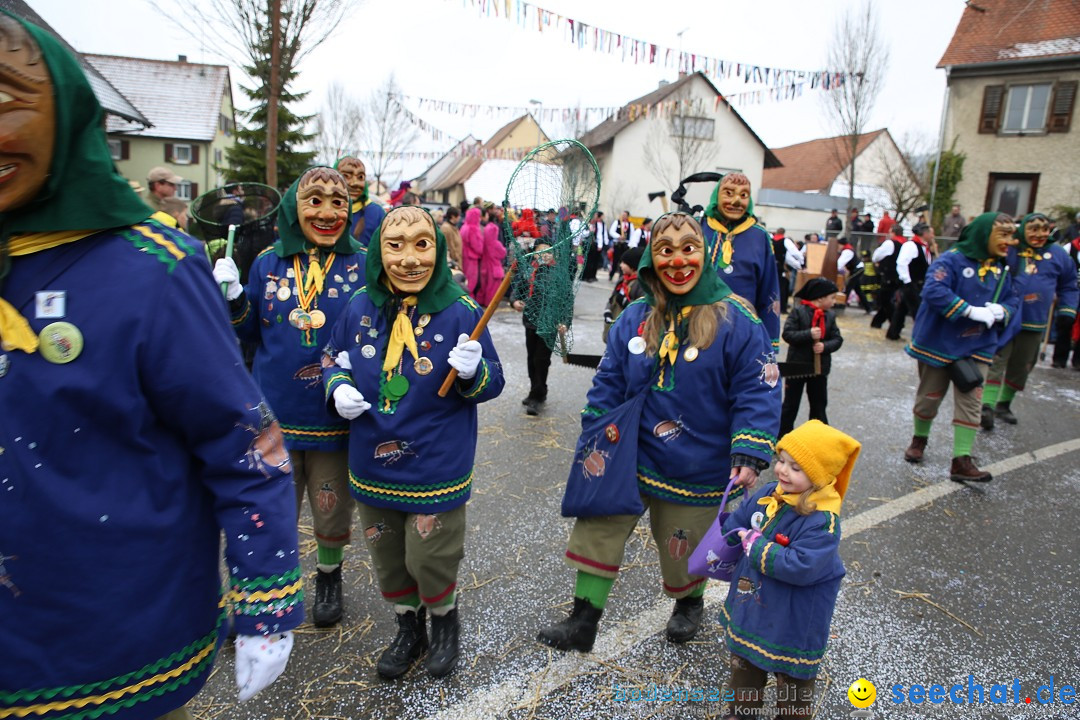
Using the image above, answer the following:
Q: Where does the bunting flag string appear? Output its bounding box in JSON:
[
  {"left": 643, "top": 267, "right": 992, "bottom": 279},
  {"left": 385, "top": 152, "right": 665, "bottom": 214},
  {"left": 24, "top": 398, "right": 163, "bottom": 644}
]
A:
[
  {"left": 345, "top": 145, "right": 535, "bottom": 162},
  {"left": 450, "top": 0, "right": 856, "bottom": 89}
]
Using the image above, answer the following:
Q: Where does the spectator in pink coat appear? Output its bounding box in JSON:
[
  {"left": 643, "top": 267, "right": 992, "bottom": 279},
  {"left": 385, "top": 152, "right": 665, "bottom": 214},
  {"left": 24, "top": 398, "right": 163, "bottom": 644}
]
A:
[
  {"left": 476, "top": 205, "right": 507, "bottom": 306},
  {"left": 460, "top": 206, "right": 484, "bottom": 294}
]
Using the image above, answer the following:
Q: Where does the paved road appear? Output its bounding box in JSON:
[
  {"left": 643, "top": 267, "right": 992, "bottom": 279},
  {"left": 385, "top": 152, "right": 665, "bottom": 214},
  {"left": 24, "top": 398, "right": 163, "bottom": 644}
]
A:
[{"left": 194, "top": 276, "right": 1080, "bottom": 720}]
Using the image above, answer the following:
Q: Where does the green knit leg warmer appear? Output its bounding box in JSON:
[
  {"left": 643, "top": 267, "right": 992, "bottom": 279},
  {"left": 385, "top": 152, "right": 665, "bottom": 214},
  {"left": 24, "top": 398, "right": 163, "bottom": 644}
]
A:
[{"left": 574, "top": 571, "right": 615, "bottom": 610}]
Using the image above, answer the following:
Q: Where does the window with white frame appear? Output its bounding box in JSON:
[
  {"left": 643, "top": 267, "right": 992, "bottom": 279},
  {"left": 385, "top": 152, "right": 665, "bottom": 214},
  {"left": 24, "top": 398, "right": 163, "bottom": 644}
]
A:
[
  {"left": 176, "top": 181, "right": 193, "bottom": 201},
  {"left": 671, "top": 116, "right": 715, "bottom": 140},
  {"left": 1002, "top": 84, "right": 1053, "bottom": 133},
  {"left": 173, "top": 143, "right": 193, "bottom": 164},
  {"left": 108, "top": 139, "right": 122, "bottom": 160}
]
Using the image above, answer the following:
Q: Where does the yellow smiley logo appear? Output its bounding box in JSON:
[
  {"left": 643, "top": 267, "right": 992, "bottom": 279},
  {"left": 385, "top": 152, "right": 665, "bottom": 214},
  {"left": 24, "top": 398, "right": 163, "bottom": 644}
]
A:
[{"left": 848, "top": 678, "right": 877, "bottom": 708}]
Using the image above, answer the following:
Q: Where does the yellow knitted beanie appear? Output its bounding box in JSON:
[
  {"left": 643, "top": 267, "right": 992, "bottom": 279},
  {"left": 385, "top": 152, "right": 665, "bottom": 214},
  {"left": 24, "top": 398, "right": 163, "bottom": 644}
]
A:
[{"left": 776, "top": 420, "right": 861, "bottom": 499}]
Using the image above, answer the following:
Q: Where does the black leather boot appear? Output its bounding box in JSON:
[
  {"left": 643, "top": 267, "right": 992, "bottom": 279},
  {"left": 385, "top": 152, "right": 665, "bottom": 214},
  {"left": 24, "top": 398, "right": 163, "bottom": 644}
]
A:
[
  {"left": 376, "top": 607, "right": 428, "bottom": 679},
  {"left": 425, "top": 607, "right": 460, "bottom": 677},
  {"left": 536, "top": 597, "right": 603, "bottom": 652},
  {"left": 312, "top": 566, "right": 343, "bottom": 627},
  {"left": 995, "top": 402, "right": 1018, "bottom": 424},
  {"left": 980, "top": 405, "right": 995, "bottom": 430},
  {"left": 666, "top": 595, "right": 704, "bottom": 643}
]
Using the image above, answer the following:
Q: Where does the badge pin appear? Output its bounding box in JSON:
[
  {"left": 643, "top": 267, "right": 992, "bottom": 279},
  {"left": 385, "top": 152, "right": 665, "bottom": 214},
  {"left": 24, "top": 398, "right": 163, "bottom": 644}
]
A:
[
  {"left": 684, "top": 346, "right": 699, "bottom": 362},
  {"left": 723, "top": 265, "right": 734, "bottom": 274},
  {"left": 414, "top": 357, "right": 433, "bottom": 375},
  {"left": 288, "top": 308, "right": 304, "bottom": 328},
  {"left": 962, "top": 267, "right": 975, "bottom": 278},
  {"left": 418, "top": 314, "right": 431, "bottom": 328},
  {"left": 361, "top": 315, "right": 372, "bottom": 327},
  {"left": 276, "top": 286, "right": 292, "bottom": 301},
  {"left": 279, "top": 277, "right": 289, "bottom": 288},
  {"left": 361, "top": 344, "right": 377, "bottom": 359},
  {"left": 414, "top": 326, "right": 424, "bottom": 337},
  {"left": 385, "top": 373, "right": 410, "bottom": 399},
  {"left": 38, "top": 322, "right": 83, "bottom": 364},
  {"left": 368, "top": 328, "right": 379, "bottom": 338},
  {"left": 334, "top": 274, "right": 344, "bottom": 283},
  {"left": 328, "top": 288, "right": 339, "bottom": 299},
  {"left": 628, "top": 336, "right": 646, "bottom": 355},
  {"left": 35, "top": 291, "right": 66, "bottom": 319},
  {"left": 348, "top": 272, "right": 359, "bottom": 283},
  {"left": 295, "top": 312, "right": 313, "bottom": 331},
  {"left": 0, "top": 353, "right": 9, "bottom": 378},
  {"left": 420, "top": 340, "right": 432, "bottom": 351},
  {"left": 342, "top": 284, "right": 351, "bottom": 293},
  {"left": 1044, "top": 252, "right": 1052, "bottom": 259},
  {"left": 433, "top": 333, "right": 444, "bottom": 343},
  {"left": 286, "top": 269, "right": 295, "bottom": 279},
  {"left": 309, "top": 309, "right": 326, "bottom": 329}
]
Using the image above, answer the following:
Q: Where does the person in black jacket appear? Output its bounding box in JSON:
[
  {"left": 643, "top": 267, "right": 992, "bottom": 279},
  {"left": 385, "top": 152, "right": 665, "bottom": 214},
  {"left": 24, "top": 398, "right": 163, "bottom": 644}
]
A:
[{"left": 779, "top": 278, "right": 844, "bottom": 437}]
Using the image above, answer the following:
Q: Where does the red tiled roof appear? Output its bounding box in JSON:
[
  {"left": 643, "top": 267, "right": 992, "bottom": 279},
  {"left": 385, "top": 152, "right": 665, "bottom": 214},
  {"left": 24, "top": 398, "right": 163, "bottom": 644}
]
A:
[
  {"left": 761, "top": 130, "right": 886, "bottom": 193},
  {"left": 938, "top": 0, "right": 1080, "bottom": 67}
]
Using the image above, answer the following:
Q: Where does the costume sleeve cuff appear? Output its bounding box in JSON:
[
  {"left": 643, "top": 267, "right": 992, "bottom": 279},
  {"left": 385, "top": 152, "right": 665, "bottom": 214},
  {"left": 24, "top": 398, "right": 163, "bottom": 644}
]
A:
[
  {"left": 730, "top": 429, "right": 777, "bottom": 459},
  {"left": 1058, "top": 306, "right": 1077, "bottom": 318},
  {"left": 229, "top": 566, "right": 304, "bottom": 635},
  {"left": 457, "top": 358, "right": 491, "bottom": 399},
  {"left": 230, "top": 295, "right": 251, "bottom": 325},
  {"left": 730, "top": 453, "right": 769, "bottom": 473},
  {"left": 943, "top": 297, "right": 970, "bottom": 321}
]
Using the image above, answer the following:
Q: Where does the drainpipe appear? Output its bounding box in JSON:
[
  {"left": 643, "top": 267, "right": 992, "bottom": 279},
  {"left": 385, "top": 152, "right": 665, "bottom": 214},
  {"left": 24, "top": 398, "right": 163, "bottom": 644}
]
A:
[{"left": 928, "top": 66, "right": 951, "bottom": 229}]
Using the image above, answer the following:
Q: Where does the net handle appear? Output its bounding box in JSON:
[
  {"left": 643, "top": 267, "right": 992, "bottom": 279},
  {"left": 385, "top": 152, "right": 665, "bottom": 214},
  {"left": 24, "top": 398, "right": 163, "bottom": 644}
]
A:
[
  {"left": 219, "top": 224, "right": 237, "bottom": 298},
  {"left": 437, "top": 260, "right": 517, "bottom": 398}
]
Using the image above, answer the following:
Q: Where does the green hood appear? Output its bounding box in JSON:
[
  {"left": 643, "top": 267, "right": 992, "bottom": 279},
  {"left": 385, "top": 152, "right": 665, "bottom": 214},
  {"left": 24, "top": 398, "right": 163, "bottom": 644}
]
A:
[
  {"left": 952, "top": 212, "right": 1005, "bottom": 261},
  {"left": 637, "top": 213, "right": 732, "bottom": 309},
  {"left": 0, "top": 14, "right": 152, "bottom": 248},
  {"left": 704, "top": 175, "right": 755, "bottom": 226},
  {"left": 365, "top": 207, "right": 466, "bottom": 315},
  {"left": 1015, "top": 212, "right": 1049, "bottom": 252},
  {"left": 273, "top": 167, "right": 359, "bottom": 257}
]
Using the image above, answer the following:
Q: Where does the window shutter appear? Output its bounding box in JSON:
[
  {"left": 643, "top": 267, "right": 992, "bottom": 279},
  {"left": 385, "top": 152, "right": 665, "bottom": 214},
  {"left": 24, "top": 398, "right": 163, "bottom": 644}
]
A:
[
  {"left": 164, "top": 143, "right": 173, "bottom": 162},
  {"left": 192, "top": 145, "right": 200, "bottom": 164},
  {"left": 979, "top": 85, "right": 1005, "bottom": 134},
  {"left": 121, "top": 140, "right": 129, "bottom": 160},
  {"left": 190, "top": 183, "right": 199, "bottom": 197},
  {"left": 1048, "top": 80, "right": 1077, "bottom": 133}
]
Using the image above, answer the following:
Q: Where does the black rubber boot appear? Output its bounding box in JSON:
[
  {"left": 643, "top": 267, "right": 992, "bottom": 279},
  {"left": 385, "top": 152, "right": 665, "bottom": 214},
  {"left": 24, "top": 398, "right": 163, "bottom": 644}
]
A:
[
  {"left": 376, "top": 607, "right": 428, "bottom": 679},
  {"left": 425, "top": 607, "right": 461, "bottom": 677},
  {"left": 536, "top": 597, "right": 603, "bottom": 652},
  {"left": 995, "top": 402, "right": 1018, "bottom": 424},
  {"left": 312, "top": 566, "right": 343, "bottom": 627},
  {"left": 980, "top": 405, "right": 995, "bottom": 431},
  {"left": 666, "top": 596, "right": 704, "bottom": 643}
]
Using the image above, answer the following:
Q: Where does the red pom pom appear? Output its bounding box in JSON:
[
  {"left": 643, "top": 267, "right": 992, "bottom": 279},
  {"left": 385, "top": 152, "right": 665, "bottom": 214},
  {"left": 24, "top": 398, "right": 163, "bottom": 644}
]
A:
[{"left": 774, "top": 533, "right": 790, "bottom": 547}]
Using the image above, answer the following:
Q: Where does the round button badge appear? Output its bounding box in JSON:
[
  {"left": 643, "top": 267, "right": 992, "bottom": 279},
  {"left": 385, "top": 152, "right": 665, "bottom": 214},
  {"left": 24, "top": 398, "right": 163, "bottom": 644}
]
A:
[{"left": 38, "top": 322, "right": 83, "bottom": 364}]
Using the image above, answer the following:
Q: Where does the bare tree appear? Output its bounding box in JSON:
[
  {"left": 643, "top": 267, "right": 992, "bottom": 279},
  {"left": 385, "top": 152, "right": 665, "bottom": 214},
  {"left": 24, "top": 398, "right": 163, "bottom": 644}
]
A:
[
  {"left": 820, "top": 0, "right": 889, "bottom": 210},
  {"left": 358, "top": 75, "right": 420, "bottom": 193},
  {"left": 313, "top": 82, "right": 363, "bottom": 165},
  {"left": 642, "top": 87, "right": 719, "bottom": 193},
  {"left": 878, "top": 130, "right": 930, "bottom": 225}
]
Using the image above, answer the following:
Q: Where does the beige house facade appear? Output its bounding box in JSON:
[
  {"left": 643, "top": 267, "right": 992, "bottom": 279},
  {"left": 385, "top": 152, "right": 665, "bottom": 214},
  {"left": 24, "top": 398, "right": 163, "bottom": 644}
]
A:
[{"left": 938, "top": 1, "right": 1079, "bottom": 219}]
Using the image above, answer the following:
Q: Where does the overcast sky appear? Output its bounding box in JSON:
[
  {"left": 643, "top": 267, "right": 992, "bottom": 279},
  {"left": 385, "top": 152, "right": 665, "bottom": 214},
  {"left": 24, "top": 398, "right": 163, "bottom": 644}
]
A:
[{"left": 32, "top": 0, "right": 965, "bottom": 183}]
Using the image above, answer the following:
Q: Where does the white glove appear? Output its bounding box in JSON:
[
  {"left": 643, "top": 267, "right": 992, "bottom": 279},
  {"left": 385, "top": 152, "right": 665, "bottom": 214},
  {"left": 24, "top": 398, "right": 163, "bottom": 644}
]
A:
[
  {"left": 985, "top": 302, "right": 1006, "bottom": 322},
  {"left": 965, "top": 305, "right": 996, "bottom": 328},
  {"left": 333, "top": 384, "right": 370, "bottom": 419},
  {"left": 235, "top": 631, "right": 293, "bottom": 702},
  {"left": 213, "top": 258, "right": 243, "bottom": 301},
  {"left": 448, "top": 333, "right": 483, "bottom": 380},
  {"left": 334, "top": 350, "right": 352, "bottom": 371}
]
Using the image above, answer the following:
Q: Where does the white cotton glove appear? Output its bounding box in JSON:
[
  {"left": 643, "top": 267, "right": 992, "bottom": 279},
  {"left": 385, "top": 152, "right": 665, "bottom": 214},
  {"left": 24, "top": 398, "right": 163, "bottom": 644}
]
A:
[
  {"left": 213, "top": 258, "right": 243, "bottom": 301},
  {"left": 333, "top": 384, "right": 370, "bottom": 419},
  {"left": 235, "top": 631, "right": 293, "bottom": 702},
  {"left": 964, "top": 305, "right": 996, "bottom": 328},
  {"left": 334, "top": 350, "right": 353, "bottom": 371},
  {"left": 448, "top": 333, "right": 483, "bottom": 380},
  {"left": 985, "top": 302, "right": 1006, "bottom": 322}
]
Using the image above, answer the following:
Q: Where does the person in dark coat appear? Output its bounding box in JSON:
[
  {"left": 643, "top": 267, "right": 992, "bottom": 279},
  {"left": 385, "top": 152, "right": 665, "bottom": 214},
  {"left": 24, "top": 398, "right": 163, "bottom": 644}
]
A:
[{"left": 779, "top": 278, "right": 843, "bottom": 438}]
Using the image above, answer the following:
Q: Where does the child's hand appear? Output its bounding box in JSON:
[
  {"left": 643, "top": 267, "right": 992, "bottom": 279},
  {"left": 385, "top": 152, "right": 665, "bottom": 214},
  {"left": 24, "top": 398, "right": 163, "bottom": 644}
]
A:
[
  {"left": 739, "top": 529, "right": 763, "bottom": 555},
  {"left": 512, "top": 300, "right": 525, "bottom": 312},
  {"left": 813, "top": 342, "right": 825, "bottom": 354},
  {"left": 810, "top": 326, "right": 822, "bottom": 340}
]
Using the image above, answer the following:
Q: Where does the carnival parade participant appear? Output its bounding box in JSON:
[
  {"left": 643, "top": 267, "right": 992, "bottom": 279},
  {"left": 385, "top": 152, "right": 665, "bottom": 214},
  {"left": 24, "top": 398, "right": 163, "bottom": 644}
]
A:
[
  {"left": 719, "top": 420, "right": 859, "bottom": 719},
  {"left": 537, "top": 212, "right": 780, "bottom": 653},
  {"left": 335, "top": 155, "right": 385, "bottom": 253},
  {"left": 511, "top": 238, "right": 558, "bottom": 416},
  {"left": 980, "top": 213, "right": 1078, "bottom": 429},
  {"left": 322, "top": 206, "right": 504, "bottom": 678},
  {"left": 779, "top": 278, "right": 844, "bottom": 438},
  {"left": 701, "top": 173, "right": 782, "bottom": 353},
  {"left": 215, "top": 166, "right": 366, "bottom": 628},
  {"left": 459, "top": 206, "right": 484, "bottom": 294},
  {"left": 0, "top": 13, "right": 302, "bottom": 718},
  {"left": 903, "top": 213, "right": 1020, "bottom": 483}
]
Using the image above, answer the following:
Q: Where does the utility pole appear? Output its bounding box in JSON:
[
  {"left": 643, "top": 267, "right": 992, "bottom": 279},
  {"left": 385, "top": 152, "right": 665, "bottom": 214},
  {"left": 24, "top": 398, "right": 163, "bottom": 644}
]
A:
[{"left": 266, "top": 0, "right": 281, "bottom": 189}]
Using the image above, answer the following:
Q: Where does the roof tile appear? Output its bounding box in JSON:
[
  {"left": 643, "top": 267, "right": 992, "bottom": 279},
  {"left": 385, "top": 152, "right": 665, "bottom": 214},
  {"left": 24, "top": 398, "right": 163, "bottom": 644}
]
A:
[
  {"left": 761, "top": 130, "right": 885, "bottom": 193},
  {"left": 938, "top": 0, "right": 1080, "bottom": 67}
]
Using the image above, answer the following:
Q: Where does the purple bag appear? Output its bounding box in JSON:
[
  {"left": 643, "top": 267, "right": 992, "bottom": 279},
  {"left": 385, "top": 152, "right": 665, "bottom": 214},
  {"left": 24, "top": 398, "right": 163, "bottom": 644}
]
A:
[{"left": 687, "top": 476, "right": 747, "bottom": 581}]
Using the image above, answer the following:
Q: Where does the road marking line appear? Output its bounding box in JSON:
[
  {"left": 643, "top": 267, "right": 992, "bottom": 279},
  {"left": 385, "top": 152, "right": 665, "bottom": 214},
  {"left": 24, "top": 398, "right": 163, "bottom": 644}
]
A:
[{"left": 426, "top": 437, "right": 1080, "bottom": 720}]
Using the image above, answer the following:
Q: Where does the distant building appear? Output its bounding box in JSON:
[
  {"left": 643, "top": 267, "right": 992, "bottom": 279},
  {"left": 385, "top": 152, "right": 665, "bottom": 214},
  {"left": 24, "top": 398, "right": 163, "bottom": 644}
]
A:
[
  {"left": 937, "top": 0, "right": 1078, "bottom": 218},
  {"left": 86, "top": 54, "right": 237, "bottom": 203}
]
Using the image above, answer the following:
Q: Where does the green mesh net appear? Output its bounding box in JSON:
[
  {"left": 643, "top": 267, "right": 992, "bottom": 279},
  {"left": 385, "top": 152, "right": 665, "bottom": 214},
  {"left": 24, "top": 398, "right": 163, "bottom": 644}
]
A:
[{"left": 503, "top": 140, "right": 600, "bottom": 356}]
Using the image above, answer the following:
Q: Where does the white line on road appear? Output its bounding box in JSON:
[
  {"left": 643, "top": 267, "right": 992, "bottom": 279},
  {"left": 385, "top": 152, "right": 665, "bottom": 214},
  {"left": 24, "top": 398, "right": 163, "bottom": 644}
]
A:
[{"left": 425, "top": 437, "right": 1080, "bottom": 720}]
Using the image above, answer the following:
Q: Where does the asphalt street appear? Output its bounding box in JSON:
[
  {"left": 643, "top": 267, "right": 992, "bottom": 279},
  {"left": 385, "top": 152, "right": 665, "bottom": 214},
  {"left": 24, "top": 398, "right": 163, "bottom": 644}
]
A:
[{"left": 193, "top": 274, "right": 1080, "bottom": 720}]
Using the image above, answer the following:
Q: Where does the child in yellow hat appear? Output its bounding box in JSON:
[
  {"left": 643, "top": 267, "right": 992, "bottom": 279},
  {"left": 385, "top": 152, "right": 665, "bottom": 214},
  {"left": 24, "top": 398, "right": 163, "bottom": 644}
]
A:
[{"left": 717, "top": 420, "right": 860, "bottom": 719}]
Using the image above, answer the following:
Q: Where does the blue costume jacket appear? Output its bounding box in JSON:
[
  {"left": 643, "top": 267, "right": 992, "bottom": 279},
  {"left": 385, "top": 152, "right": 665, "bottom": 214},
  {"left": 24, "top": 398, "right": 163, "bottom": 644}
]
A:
[
  {"left": 906, "top": 249, "right": 1020, "bottom": 366},
  {"left": 703, "top": 221, "right": 781, "bottom": 352},
  {"left": 1011, "top": 244, "right": 1078, "bottom": 332},
  {"left": 720, "top": 482, "right": 844, "bottom": 679},
  {"left": 0, "top": 223, "right": 302, "bottom": 720},
  {"left": 230, "top": 246, "right": 367, "bottom": 451},
  {"left": 350, "top": 198, "right": 386, "bottom": 251},
  {"left": 586, "top": 298, "right": 780, "bottom": 505},
  {"left": 323, "top": 289, "right": 503, "bottom": 514}
]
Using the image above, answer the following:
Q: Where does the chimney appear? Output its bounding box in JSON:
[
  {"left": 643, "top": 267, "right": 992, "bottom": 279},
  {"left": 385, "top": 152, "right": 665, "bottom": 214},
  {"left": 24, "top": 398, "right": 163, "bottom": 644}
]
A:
[
  {"left": 677, "top": 71, "right": 687, "bottom": 79},
  {"left": 658, "top": 80, "right": 669, "bottom": 88},
  {"left": 178, "top": 55, "right": 188, "bottom": 63}
]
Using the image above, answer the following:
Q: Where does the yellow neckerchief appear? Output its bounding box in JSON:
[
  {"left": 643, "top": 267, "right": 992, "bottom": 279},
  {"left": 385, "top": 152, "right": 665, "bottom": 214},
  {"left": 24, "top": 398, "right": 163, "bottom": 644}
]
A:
[
  {"left": 0, "top": 230, "right": 97, "bottom": 353},
  {"left": 977, "top": 258, "right": 1002, "bottom": 280},
  {"left": 706, "top": 215, "right": 756, "bottom": 268},
  {"left": 658, "top": 306, "right": 692, "bottom": 366},
  {"left": 382, "top": 295, "right": 419, "bottom": 372},
  {"left": 150, "top": 210, "right": 179, "bottom": 228},
  {"left": 294, "top": 249, "right": 336, "bottom": 305},
  {"left": 351, "top": 197, "right": 368, "bottom": 215},
  {"left": 758, "top": 483, "right": 842, "bottom": 519}
]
